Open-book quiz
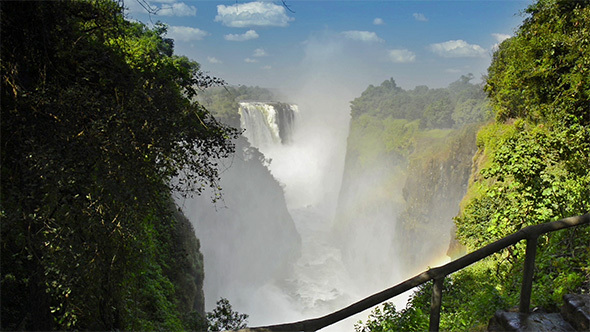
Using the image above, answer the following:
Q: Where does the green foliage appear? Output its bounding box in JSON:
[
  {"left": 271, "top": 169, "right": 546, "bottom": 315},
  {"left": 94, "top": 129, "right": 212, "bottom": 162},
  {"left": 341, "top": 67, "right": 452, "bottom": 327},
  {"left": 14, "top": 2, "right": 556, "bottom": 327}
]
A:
[
  {"left": 486, "top": 0, "right": 590, "bottom": 123},
  {"left": 356, "top": 1, "right": 589, "bottom": 330},
  {"left": 452, "top": 0, "right": 590, "bottom": 328},
  {"left": 355, "top": 301, "right": 428, "bottom": 332},
  {"left": 182, "top": 297, "right": 249, "bottom": 331},
  {"left": 350, "top": 75, "right": 491, "bottom": 129},
  {"left": 206, "top": 298, "right": 249, "bottom": 331},
  {"left": 345, "top": 75, "right": 490, "bottom": 185},
  {"left": 197, "top": 85, "right": 277, "bottom": 127},
  {"left": 1, "top": 0, "right": 236, "bottom": 330},
  {"left": 356, "top": 264, "right": 509, "bottom": 332},
  {"left": 458, "top": 122, "right": 590, "bottom": 248}
]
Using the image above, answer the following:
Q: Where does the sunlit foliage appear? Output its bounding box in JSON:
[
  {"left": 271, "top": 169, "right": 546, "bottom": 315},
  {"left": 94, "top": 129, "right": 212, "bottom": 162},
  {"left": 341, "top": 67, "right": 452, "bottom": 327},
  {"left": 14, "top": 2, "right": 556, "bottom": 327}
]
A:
[
  {"left": 350, "top": 74, "right": 491, "bottom": 129},
  {"left": 1, "top": 0, "right": 237, "bottom": 329},
  {"left": 356, "top": 0, "right": 589, "bottom": 330}
]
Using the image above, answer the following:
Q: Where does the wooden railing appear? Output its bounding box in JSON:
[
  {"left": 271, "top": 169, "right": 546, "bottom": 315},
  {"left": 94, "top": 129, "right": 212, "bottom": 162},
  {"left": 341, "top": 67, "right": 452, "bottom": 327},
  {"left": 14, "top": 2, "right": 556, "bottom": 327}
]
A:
[{"left": 241, "top": 213, "right": 589, "bottom": 332}]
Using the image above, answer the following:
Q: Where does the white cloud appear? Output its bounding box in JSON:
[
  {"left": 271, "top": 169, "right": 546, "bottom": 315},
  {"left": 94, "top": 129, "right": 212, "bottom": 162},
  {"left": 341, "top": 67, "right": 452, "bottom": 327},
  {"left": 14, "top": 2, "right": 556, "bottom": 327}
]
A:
[
  {"left": 492, "top": 33, "right": 511, "bottom": 43},
  {"left": 429, "top": 40, "right": 487, "bottom": 58},
  {"left": 413, "top": 13, "right": 428, "bottom": 22},
  {"left": 224, "top": 30, "right": 259, "bottom": 41},
  {"left": 244, "top": 58, "right": 258, "bottom": 63},
  {"left": 262, "top": 65, "right": 272, "bottom": 70},
  {"left": 491, "top": 33, "right": 511, "bottom": 52},
  {"left": 207, "top": 56, "right": 222, "bottom": 64},
  {"left": 342, "top": 30, "right": 383, "bottom": 43},
  {"left": 388, "top": 49, "right": 416, "bottom": 63},
  {"left": 167, "top": 26, "right": 209, "bottom": 42},
  {"left": 159, "top": 2, "right": 197, "bottom": 16},
  {"left": 253, "top": 48, "right": 267, "bottom": 57},
  {"left": 373, "top": 18, "right": 385, "bottom": 25},
  {"left": 215, "top": 1, "right": 294, "bottom": 28},
  {"left": 445, "top": 68, "right": 463, "bottom": 74}
]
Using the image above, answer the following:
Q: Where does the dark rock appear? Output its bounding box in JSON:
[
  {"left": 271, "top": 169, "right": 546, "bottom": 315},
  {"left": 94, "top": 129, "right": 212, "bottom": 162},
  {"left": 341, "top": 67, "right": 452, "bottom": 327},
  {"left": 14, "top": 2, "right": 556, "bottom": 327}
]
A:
[
  {"left": 488, "top": 310, "right": 575, "bottom": 331},
  {"left": 562, "top": 294, "right": 590, "bottom": 331}
]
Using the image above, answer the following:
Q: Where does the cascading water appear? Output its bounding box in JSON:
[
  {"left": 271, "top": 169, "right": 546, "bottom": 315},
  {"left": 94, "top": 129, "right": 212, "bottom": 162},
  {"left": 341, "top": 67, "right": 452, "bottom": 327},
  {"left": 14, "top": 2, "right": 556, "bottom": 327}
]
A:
[
  {"left": 238, "top": 102, "right": 299, "bottom": 148},
  {"left": 231, "top": 98, "right": 411, "bottom": 330},
  {"left": 181, "top": 96, "right": 412, "bottom": 331}
]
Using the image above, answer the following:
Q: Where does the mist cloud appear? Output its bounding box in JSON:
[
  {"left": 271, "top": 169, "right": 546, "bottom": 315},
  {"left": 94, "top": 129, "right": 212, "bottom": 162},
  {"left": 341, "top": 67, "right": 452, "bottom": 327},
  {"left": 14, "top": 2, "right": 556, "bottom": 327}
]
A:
[
  {"left": 207, "top": 56, "right": 222, "bottom": 64},
  {"left": 388, "top": 49, "right": 416, "bottom": 63},
  {"left": 413, "top": 13, "right": 428, "bottom": 22},
  {"left": 216, "top": 1, "right": 294, "bottom": 28},
  {"left": 429, "top": 40, "right": 486, "bottom": 58},
  {"left": 159, "top": 2, "right": 196, "bottom": 16},
  {"left": 168, "top": 26, "right": 209, "bottom": 41},
  {"left": 492, "top": 33, "right": 511, "bottom": 43},
  {"left": 253, "top": 48, "right": 268, "bottom": 57},
  {"left": 342, "top": 30, "right": 383, "bottom": 43},
  {"left": 224, "top": 30, "right": 259, "bottom": 41}
]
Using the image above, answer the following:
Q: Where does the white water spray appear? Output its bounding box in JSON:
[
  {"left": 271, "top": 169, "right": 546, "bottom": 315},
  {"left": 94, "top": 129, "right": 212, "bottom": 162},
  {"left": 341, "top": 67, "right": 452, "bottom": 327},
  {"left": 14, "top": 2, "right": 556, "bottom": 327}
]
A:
[{"left": 232, "top": 86, "right": 417, "bottom": 330}]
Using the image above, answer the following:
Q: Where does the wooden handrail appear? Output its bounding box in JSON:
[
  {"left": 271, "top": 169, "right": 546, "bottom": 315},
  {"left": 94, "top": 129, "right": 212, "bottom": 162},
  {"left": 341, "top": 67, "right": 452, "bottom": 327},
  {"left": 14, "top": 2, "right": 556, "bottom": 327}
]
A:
[{"left": 241, "top": 213, "right": 589, "bottom": 332}]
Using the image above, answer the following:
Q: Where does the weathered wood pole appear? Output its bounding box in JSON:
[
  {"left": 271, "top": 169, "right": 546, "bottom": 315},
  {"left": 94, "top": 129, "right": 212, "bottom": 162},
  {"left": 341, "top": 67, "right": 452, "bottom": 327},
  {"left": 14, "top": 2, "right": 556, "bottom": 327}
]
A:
[
  {"left": 519, "top": 235, "right": 538, "bottom": 313},
  {"left": 429, "top": 277, "right": 444, "bottom": 332}
]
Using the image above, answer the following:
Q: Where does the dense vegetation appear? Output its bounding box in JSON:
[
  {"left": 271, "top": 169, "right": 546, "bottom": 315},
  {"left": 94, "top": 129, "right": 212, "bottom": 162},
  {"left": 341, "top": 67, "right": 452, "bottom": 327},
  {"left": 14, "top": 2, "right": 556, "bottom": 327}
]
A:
[
  {"left": 1, "top": 1, "right": 240, "bottom": 330},
  {"left": 192, "top": 85, "right": 302, "bottom": 312},
  {"left": 356, "top": 0, "right": 589, "bottom": 330},
  {"left": 350, "top": 74, "right": 490, "bottom": 130},
  {"left": 335, "top": 74, "right": 488, "bottom": 282},
  {"left": 345, "top": 74, "right": 489, "bottom": 170},
  {"left": 197, "top": 85, "right": 278, "bottom": 128}
]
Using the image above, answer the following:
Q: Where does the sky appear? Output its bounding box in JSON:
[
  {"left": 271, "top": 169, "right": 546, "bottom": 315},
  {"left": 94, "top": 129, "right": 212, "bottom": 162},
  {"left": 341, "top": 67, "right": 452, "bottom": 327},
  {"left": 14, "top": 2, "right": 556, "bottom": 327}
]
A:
[{"left": 124, "top": 0, "right": 533, "bottom": 95}]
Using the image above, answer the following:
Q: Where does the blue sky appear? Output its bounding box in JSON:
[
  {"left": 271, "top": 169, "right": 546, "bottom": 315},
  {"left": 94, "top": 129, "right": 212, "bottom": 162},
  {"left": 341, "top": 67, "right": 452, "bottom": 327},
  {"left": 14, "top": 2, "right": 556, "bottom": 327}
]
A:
[{"left": 125, "top": 0, "right": 533, "bottom": 93}]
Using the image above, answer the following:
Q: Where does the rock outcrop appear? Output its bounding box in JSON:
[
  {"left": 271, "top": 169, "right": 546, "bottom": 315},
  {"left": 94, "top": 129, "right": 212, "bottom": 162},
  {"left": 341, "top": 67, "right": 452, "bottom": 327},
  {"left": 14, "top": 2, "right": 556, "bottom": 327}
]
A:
[{"left": 488, "top": 294, "right": 590, "bottom": 332}]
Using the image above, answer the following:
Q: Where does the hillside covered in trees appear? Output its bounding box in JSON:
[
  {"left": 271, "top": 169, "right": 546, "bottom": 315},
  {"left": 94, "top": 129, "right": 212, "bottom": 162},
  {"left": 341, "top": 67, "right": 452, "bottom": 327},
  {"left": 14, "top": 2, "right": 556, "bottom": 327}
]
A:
[
  {"left": 356, "top": 0, "right": 590, "bottom": 330},
  {"left": 3, "top": 0, "right": 588, "bottom": 331},
  {"left": 1, "top": 1, "right": 239, "bottom": 330},
  {"left": 335, "top": 74, "right": 490, "bottom": 283}
]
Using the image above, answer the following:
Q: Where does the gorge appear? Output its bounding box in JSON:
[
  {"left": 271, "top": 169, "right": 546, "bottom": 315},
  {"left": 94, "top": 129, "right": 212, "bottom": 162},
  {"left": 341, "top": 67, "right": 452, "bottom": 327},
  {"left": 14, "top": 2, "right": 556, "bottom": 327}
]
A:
[
  {"left": 184, "top": 80, "right": 486, "bottom": 329},
  {"left": 4, "top": 1, "right": 588, "bottom": 330}
]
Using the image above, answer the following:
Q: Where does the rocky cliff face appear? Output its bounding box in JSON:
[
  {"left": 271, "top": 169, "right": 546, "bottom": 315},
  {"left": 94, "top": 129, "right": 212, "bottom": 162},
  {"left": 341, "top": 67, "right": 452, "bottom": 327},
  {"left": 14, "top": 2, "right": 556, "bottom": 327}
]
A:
[
  {"left": 178, "top": 91, "right": 303, "bottom": 313},
  {"left": 168, "top": 206, "right": 206, "bottom": 317},
  {"left": 178, "top": 137, "right": 301, "bottom": 313},
  {"left": 396, "top": 125, "right": 478, "bottom": 273},
  {"left": 334, "top": 122, "right": 479, "bottom": 280},
  {"left": 334, "top": 149, "right": 407, "bottom": 286}
]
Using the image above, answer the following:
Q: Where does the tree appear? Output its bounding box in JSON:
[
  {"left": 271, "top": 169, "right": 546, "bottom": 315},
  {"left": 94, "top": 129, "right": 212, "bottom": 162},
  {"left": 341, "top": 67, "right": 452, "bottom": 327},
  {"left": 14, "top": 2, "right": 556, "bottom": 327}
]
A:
[
  {"left": 485, "top": 0, "right": 590, "bottom": 124},
  {"left": 1, "top": 1, "right": 238, "bottom": 329},
  {"left": 355, "top": 1, "right": 590, "bottom": 330},
  {"left": 206, "top": 298, "right": 249, "bottom": 331},
  {"left": 455, "top": 0, "right": 590, "bottom": 321}
]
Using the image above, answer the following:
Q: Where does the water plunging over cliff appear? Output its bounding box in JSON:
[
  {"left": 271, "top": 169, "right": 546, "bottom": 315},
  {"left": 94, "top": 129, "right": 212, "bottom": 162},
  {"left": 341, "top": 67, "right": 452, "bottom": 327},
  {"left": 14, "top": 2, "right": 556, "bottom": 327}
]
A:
[
  {"left": 233, "top": 97, "right": 390, "bottom": 330},
  {"left": 238, "top": 102, "right": 299, "bottom": 148}
]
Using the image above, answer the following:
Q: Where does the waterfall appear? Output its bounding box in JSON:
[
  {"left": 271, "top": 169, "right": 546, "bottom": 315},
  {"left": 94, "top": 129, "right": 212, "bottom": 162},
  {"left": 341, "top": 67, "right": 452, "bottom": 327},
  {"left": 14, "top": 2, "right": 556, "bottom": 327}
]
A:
[
  {"left": 238, "top": 102, "right": 299, "bottom": 148},
  {"left": 184, "top": 94, "right": 399, "bottom": 330}
]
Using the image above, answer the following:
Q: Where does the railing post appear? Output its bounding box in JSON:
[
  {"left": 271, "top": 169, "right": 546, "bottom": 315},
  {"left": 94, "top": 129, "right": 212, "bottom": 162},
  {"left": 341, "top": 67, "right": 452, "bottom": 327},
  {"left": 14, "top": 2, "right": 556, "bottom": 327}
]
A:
[
  {"left": 429, "top": 277, "right": 444, "bottom": 332},
  {"left": 519, "top": 235, "right": 538, "bottom": 313}
]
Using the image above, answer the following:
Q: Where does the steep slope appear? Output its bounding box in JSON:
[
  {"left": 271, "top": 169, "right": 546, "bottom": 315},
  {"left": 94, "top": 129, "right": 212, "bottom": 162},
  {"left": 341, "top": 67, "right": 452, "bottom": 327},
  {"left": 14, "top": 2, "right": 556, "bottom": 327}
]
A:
[
  {"left": 168, "top": 205, "right": 206, "bottom": 318},
  {"left": 356, "top": 1, "right": 590, "bottom": 330},
  {"left": 184, "top": 87, "right": 302, "bottom": 315},
  {"left": 0, "top": 2, "right": 234, "bottom": 330},
  {"left": 334, "top": 77, "right": 489, "bottom": 279},
  {"left": 397, "top": 124, "right": 478, "bottom": 271}
]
